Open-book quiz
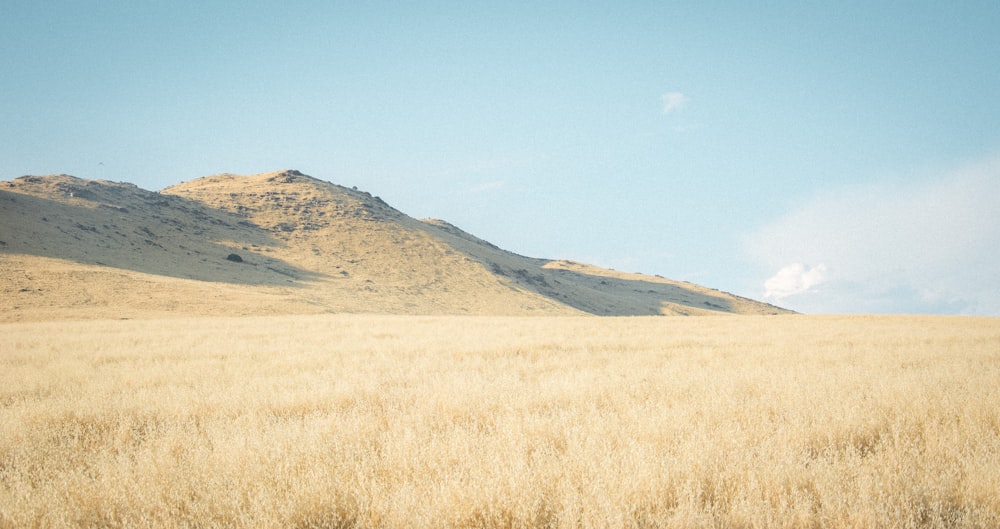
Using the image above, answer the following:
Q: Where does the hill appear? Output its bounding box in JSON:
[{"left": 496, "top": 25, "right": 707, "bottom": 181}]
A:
[{"left": 0, "top": 170, "right": 791, "bottom": 321}]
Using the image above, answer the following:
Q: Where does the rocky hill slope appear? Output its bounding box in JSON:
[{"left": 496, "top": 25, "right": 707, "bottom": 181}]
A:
[{"left": 1, "top": 170, "right": 791, "bottom": 320}]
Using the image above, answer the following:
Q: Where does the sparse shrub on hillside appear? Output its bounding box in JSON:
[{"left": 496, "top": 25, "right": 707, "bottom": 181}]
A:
[{"left": 514, "top": 268, "right": 551, "bottom": 288}]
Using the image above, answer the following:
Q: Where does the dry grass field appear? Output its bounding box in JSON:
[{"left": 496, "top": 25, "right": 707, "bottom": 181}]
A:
[{"left": 1, "top": 315, "right": 998, "bottom": 528}]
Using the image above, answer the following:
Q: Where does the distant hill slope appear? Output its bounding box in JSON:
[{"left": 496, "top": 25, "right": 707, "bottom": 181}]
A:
[{"left": 1, "top": 170, "right": 791, "bottom": 321}]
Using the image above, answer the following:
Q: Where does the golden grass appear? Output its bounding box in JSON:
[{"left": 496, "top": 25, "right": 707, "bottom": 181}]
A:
[{"left": 1, "top": 315, "right": 998, "bottom": 528}]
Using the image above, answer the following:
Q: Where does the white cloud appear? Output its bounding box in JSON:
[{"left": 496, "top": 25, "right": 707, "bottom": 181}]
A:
[
  {"left": 743, "top": 155, "right": 1000, "bottom": 315},
  {"left": 764, "top": 263, "right": 828, "bottom": 299},
  {"left": 660, "top": 92, "right": 688, "bottom": 114}
]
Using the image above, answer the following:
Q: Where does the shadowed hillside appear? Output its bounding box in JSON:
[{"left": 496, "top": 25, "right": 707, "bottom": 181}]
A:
[
  {"left": 1, "top": 170, "right": 791, "bottom": 320},
  {"left": 0, "top": 175, "right": 316, "bottom": 284}
]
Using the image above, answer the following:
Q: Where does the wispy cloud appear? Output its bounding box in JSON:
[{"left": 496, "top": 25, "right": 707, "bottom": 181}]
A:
[
  {"left": 469, "top": 180, "right": 505, "bottom": 193},
  {"left": 660, "top": 92, "right": 689, "bottom": 114},
  {"left": 743, "top": 155, "right": 1000, "bottom": 315}
]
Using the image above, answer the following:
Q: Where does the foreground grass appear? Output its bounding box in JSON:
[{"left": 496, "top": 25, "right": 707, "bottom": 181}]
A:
[{"left": 1, "top": 314, "right": 998, "bottom": 528}]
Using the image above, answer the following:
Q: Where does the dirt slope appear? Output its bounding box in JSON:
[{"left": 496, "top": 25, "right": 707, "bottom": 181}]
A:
[{"left": 1, "top": 170, "right": 790, "bottom": 321}]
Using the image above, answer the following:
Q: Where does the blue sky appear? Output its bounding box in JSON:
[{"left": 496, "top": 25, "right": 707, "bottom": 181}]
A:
[{"left": 3, "top": 1, "right": 999, "bottom": 315}]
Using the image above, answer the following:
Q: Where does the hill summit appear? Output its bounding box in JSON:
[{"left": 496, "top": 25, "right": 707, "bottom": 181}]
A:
[{"left": 1, "top": 170, "right": 790, "bottom": 320}]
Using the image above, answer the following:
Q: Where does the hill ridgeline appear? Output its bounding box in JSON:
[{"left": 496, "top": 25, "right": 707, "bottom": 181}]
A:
[{"left": 0, "top": 170, "right": 791, "bottom": 320}]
